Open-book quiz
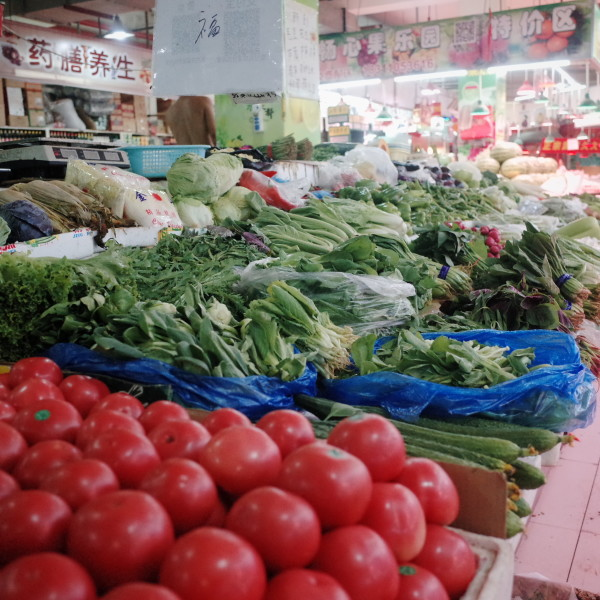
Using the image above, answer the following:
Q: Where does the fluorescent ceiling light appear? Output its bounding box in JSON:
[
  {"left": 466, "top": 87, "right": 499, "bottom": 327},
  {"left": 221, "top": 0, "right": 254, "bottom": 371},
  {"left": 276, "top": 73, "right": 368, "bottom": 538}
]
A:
[
  {"left": 394, "top": 70, "right": 467, "bottom": 83},
  {"left": 515, "top": 92, "right": 535, "bottom": 102},
  {"left": 487, "top": 60, "right": 570, "bottom": 74},
  {"left": 5, "top": 15, "right": 56, "bottom": 28},
  {"left": 104, "top": 15, "right": 134, "bottom": 40},
  {"left": 319, "top": 78, "right": 381, "bottom": 90}
]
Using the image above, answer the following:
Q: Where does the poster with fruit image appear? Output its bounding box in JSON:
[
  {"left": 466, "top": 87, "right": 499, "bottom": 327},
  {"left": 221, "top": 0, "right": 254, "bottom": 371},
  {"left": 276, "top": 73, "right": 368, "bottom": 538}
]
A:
[{"left": 319, "top": 0, "right": 594, "bottom": 84}]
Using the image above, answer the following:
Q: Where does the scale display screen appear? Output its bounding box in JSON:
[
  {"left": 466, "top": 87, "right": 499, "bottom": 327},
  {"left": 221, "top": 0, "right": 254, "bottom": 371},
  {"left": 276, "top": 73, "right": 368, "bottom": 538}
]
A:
[
  {"left": 50, "top": 146, "right": 129, "bottom": 167},
  {"left": 82, "top": 149, "right": 101, "bottom": 160}
]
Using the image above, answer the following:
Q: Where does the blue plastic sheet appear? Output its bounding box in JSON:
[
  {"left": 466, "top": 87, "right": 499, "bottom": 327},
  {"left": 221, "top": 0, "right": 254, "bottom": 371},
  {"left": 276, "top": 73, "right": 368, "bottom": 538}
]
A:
[
  {"left": 45, "top": 343, "right": 317, "bottom": 420},
  {"left": 319, "top": 330, "right": 597, "bottom": 432}
]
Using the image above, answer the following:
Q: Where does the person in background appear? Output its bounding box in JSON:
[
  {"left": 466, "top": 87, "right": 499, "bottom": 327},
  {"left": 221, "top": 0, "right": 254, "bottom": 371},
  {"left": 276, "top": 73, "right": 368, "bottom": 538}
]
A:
[{"left": 164, "top": 96, "right": 217, "bottom": 146}]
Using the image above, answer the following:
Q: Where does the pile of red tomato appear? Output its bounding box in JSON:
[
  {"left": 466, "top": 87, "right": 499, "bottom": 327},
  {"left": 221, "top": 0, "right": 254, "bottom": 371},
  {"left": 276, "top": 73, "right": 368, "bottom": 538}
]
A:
[{"left": 0, "top": 357, "right": 479, "bottom": 600}]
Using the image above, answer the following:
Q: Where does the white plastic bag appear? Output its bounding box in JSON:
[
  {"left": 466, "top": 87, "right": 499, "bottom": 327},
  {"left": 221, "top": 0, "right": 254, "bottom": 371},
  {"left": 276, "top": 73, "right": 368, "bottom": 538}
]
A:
[
  {"left": 343, "top": 145, "right": 398, "bottom": 185},
  {"left": 122, "top": 189, "right": 183, "bottom": 228}
]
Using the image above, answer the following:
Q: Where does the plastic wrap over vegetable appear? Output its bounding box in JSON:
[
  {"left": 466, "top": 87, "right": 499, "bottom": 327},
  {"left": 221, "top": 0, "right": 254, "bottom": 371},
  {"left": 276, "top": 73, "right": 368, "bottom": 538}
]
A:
[
  {"left": 0, "top": 199, "right": 53, "bottom": 243},
  {"left": 0, "top": 216, "right": 9, "bottom": 246},
  {"left": 447, "top": 161, "right": 483, "bottom": 188},
  {"left": 236, "top": 262, "right": 416, "bottom": 333},
  {"left": 167, "top": 152, "right": 243, "bottom": 202}
]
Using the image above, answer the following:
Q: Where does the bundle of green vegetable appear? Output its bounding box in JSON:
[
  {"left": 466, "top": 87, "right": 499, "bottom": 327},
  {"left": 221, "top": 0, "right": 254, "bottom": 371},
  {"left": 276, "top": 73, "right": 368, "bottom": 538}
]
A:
[
  {"left": 475, "top": 223, "right": 591, "bottom": 305},
  {"left": 247, "top": 281, "right": 357, "bottom": 378},
  {"left": 438, "top": 284, "right": 584, "bottom": 333},
  {"left": 90, "top": 287, "right": 306, "bottom": 381},
  {"left": 347, "top": 330, "right": 537, "bottom": 388},
  {"left": 410, "top": 223, "right": 483, "bottom": 266}
]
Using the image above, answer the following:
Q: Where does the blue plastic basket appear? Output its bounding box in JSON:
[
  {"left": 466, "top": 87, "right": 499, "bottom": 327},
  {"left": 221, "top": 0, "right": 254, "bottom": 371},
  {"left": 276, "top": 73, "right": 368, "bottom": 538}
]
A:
[{"left": 121, "top": 145, "right": 210, "bottom": 178}]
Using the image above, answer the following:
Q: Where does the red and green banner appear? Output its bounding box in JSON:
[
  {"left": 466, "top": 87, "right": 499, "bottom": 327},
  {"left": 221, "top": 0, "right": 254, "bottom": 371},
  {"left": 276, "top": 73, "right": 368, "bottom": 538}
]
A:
[{"left": 320, "top": 1, "right": 594, "bottom": 83}]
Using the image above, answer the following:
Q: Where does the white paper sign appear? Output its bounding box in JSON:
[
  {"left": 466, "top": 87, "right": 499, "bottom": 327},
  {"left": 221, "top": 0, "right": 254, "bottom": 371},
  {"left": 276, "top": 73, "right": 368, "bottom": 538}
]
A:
[
  {"left": 284, "top": 0, "right": 320, "bottom": 100},
  {"left": 152, "top": 0, "right": 284, "bottom": 97}
]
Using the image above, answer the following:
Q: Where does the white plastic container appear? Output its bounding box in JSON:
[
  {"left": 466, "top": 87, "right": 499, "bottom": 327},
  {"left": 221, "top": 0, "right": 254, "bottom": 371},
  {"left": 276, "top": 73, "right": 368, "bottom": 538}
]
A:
[{"left": 458, "top": 529, "right": 515, "bottom": 600}]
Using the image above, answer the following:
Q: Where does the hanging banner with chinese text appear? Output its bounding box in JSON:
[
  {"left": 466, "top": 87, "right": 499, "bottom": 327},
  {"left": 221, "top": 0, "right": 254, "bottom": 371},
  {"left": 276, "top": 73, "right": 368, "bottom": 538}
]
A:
[
  {"left": 320, "top": 0, "right": 594, "bottom": 83},
  {"left": 152, "top": 0, "right": 284, "bottom": 97},
  {"left": 0, "top": 24, "right": 152, "bottom": 95}
]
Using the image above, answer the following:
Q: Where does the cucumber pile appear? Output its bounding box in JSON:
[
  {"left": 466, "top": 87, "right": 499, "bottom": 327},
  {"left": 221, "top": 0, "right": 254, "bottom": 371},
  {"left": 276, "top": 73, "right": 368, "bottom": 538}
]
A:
[{"left": 296, "top": 395, "right": 575, "bottom": 538}]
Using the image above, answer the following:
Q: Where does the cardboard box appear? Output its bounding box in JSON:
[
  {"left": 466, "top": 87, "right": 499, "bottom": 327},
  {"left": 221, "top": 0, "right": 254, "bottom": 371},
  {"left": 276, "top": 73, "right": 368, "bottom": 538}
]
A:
[
  {"left": 439, "top": 462, "right": 508, "bottom": 538},
  {"left": 4, "top": 79, "right": 25, "bottom": 88},
  {"left": 28, "top": 109, "right": 47, "bottom": 127},
  {"left": 8, "top": 115, "right": 29, "bottom": 127},
  {"left": 26, "top": 91, "right": 44, "bottom": 110}
]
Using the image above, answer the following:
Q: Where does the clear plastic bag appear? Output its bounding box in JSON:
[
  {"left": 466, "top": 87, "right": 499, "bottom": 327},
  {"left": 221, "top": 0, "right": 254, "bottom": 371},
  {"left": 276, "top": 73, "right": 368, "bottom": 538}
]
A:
[
  {"left": 316, "top": 159, "right": 363, "bottom": 191},
  {"left": 343, "top": 145, "right": 398, "bottom": 185},
  {"left": 237, "top": 262, "right": 416, "bottom": 333},
  {"left": 319, "top": 329, "right": 597, "bottom": 432}
]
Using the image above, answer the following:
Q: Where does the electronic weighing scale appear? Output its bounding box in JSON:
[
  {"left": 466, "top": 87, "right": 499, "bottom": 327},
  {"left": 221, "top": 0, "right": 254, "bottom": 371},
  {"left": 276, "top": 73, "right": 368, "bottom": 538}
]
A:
[{"left": 0, "top": 138, "right": 131, "bottom": 182}]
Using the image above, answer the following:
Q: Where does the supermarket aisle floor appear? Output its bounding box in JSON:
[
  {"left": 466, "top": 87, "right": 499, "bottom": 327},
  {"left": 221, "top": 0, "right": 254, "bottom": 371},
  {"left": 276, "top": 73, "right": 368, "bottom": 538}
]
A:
[{"left": 514, "top": 410, "right": 600, "bottom": 593}]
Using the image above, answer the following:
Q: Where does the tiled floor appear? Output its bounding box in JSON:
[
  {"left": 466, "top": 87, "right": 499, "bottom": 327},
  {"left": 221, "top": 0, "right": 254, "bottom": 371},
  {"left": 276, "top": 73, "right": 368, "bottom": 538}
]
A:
[{"left": 514, "top": 409, "right": 600, "bottom": 593}]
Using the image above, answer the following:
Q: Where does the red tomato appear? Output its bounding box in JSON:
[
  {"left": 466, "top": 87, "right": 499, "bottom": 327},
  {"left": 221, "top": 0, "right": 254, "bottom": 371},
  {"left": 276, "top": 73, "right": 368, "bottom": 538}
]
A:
[
  {"left": 139, "top": 401, "right": 190, "bottom": 433},
  {"left": 0, "top": 471, "right": 19, "bottom": 501},
  {"left": 256, "top": 410, "right": 316, "bottom": 458},
  {"left": 12, "top": 440, "right": 82, "bottom": 489},
  {"left": 413, "top": 524, "right": 477, "bottom": 600},
  {"left": 89, "top": 392, "right": 145, "bottom": 420},
  {"left": 76, "top": 410, "right": 146, "bottom": 450},
  {"left": 204, "top": 495, "right": 228, "bottom": 527},
  {"left": 84, "top": 429, "right": 160, "bottom": 488},
  {"left": 0, "top": 400, "right": 16, "bottom": 423},
  {"left": 40, "top": 458, "right": 120, "bottom": 510},
  {"left": 0, "top": 384, "right": 9, "bottom": 404},
  {"left": 327, "top": 414, "right": 406, "bottom": 482},
  {"left": 0, "top": 372, "right": 11, "bottom": 388},
  {"left": 277, "top": 442, "right": 373, "bottom": 529},
  {"left": 12, "top": 399, "right": 82, "bottom": 445},
  {"left": 0, "top": 490, "right": 72, "bottom": 564},
  {"left": 101, "top": 582, "right": 182, "bottom": 600},
  {"left": 139, "top": 458, "right": 218, "bottom": 534},
  {"left": 9, "top": 357, "right": 63, "bottom": 388},
  {"left": 360, "top": 482, "right": 426, "bottom": 562},
  {"left": 147, "top": 419, "right": 211, "bottom": 461},
  {"left": 198, "top": 425, "right": 281, "bottom": 496},
  {"left": 225, "top": 486, "right": 321, "bottom": 572},
  {"left": 312, "top": 524, "right": 400, "bottom": 600},
  {"left": 160, "top": 527, "right": 267, "bottom": 600},
  {"left": 200, "top": 407, "right": 251, "bottom": 434},
  {"left": 265, "top": 569, "right": 351, "bottom": 600},
  {"left": 59, "top": 374, "right": 111, "bottom": 417},
  {"left": 0, "top": 422, "right": 27, "bottom": 471},
  {"left": 0, "top": 552, "right": 97, "bottom": 600},
  {"left": 395, "top": 458, "right": 460, "bottom": 526},
  {"left": 67, "top": 490, "right": 174, "bottom": 590},
  {"left": 8, "top": 379, "right": 65, "bottom": 410},
  {"left": 396, "top": 564, "right": 450, "bottom": 600}
]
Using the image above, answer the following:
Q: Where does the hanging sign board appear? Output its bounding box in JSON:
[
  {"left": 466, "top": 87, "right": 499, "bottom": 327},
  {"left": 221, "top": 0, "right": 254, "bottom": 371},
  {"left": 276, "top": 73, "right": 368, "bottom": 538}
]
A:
[
  {"left": 153, "top": 0, "right": 284, "bottom": 97},
  {"left": 284, "top": 0, "right": 320, "bottom": 100},
  {"left": 327, "top": 103, "right": 350, "bottom": 124},
  {"left": 320, "top": 0, "right": 594, "bottom": 83},
  {"left": 0, "top": 24, "right": 152, "bottom": 95}
]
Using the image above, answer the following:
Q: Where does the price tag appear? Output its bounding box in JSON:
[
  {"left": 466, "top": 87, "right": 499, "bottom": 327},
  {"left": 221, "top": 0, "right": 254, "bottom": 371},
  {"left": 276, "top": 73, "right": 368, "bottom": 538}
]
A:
[
  {"left": 230, "top": 92, "right": 279, "bottom": 104},
  {"left": 153, "top": 0, "right": 283, "bottom": 96}
]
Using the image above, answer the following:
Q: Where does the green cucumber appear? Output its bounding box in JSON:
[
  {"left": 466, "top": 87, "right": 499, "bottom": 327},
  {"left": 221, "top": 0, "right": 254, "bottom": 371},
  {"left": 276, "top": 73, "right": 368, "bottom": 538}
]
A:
[
  {"left": 512, "top": 497, "right": 532, "bottom": 518},
  {"left": 413, "top": 415, "right": 565, "bottom": 454},
  {"left": 506, "top": 510, "right": 524, "bottom": 538},
  {"left": 404, "top": 442, "right": 487, "bottom": 470},
  {"left": 400, "top": 432, "right": 514, "bottom": 474},
  {"left": 510, "top": 460, "right": 546, "bottom": 490}
]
